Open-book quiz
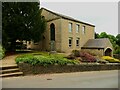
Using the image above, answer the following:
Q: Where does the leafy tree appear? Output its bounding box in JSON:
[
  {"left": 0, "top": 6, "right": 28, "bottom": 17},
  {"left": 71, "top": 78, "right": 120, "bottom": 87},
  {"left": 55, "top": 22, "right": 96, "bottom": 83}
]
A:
[
  {"left": 116, "top": 34, "right": 120, "bottom": 46},
  {"left": 2, "top": 2, "right": 46, "bottom": 52},
  {"left": 95, "top": 32, "right": 100, "bottom": 39},
  {"left": 99, "top": 32, "right": 108, "bottom": 38}
]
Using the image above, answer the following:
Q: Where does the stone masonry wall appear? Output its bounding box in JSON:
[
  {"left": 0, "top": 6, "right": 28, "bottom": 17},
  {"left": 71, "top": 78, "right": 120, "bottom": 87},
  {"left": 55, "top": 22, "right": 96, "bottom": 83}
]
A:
[{"left": 18, "top": 63, "right": 119, "bottom": 75}]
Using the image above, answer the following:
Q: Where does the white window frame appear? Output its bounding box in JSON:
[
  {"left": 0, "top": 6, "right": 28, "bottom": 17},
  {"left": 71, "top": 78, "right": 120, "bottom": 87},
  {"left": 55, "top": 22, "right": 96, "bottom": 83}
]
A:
[
  {"left": 76, "top": 38, "right": 80, "bottom": 47},
  {"left": 82, "top": 26, "right": 85, "bottom": 34},
  {"left": 69, "top": 37, "right": 72, "bottom": 47},
  {"left": 69, "top": 23, "right": 72, "bottom": 32},
  {"left": 76, "top": 24, "right": 79, "bottom": 33}
]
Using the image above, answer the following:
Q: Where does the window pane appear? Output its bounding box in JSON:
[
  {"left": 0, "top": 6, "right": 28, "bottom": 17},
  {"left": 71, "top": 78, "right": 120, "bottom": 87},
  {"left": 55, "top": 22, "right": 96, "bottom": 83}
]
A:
[
  {"left": 76, "top": 38, "right": 80, "bottom": 46},
  {"left": 69, "top": 23, "right": 72, "bottom": 32},
  {"left": 82, "top": 26, "right": 85, "bottom": 34},
  {"left": 69, "top": 37, "right": 72, "bottom": 47},
  {"left": 76, "top": 24, "right": 79, "bottom": 33}
]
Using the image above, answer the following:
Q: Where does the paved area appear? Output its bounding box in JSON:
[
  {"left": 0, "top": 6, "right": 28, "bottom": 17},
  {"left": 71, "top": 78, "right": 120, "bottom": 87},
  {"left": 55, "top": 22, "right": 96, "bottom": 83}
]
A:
[
  {"left": 2, "top": 70, "right": 118, "bottom": 88},
  {"left": 0, "top": 54, "right": 19, "bottom": 67}
]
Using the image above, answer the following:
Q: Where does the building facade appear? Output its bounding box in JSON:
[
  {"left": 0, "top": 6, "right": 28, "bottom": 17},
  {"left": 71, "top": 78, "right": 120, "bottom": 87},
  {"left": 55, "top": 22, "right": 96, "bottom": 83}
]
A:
[{"left": 28, "top": 8, "right": 113, "bottom": 56}]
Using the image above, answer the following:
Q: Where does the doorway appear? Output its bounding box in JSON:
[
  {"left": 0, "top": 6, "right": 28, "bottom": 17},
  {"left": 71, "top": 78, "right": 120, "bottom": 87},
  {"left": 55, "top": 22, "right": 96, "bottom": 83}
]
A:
[{"left": 105, "top": 48, "right": 112, "bottom": 56}]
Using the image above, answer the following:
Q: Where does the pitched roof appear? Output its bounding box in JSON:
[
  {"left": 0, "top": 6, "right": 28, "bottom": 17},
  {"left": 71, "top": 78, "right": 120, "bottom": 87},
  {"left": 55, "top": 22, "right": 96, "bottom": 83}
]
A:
[
  {"left": 41, "top": 8, "right": 95, "bottom": 27},
  {"left": 82, "top": 38, "right": 113, "bottom": 49}
]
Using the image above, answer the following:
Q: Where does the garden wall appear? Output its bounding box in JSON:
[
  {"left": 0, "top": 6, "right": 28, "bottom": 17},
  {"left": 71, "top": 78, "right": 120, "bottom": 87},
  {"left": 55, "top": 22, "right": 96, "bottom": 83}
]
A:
[
  {"left": 18, "top": 63, "right": 120, "bottom": 75},
  {"left": 81, "top": 48, "right": 104, "bottom": 57}
]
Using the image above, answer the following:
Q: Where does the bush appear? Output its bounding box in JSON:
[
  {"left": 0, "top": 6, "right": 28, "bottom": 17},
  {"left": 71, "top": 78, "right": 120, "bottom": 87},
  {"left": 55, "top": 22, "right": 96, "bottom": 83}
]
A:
[
  {"left": 0, "top": 45, "right": 5, "bottom": 59},
  {"left": 72, "top": 50, "right": 80, "bottom": 57},
  {"left": 114, "top": 49, "right": 120, "bottom": 54},
  {"left": 79, "top": 52, "right": 96, "bottom": 62},
  {"left": 66, "top": 54, "right": 75, "bottom": 59},
  {"left": 101, "top": 56, "right": 120, "bottom": 63},
  {"left": 15, "top": 54, "right": 80, "bottom": 66}
]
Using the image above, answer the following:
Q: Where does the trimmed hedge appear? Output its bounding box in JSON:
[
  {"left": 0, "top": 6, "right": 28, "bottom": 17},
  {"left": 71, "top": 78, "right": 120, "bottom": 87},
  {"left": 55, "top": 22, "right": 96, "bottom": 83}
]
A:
[{"left": 15, "top": 54, "right": 80, "bottom": 66}]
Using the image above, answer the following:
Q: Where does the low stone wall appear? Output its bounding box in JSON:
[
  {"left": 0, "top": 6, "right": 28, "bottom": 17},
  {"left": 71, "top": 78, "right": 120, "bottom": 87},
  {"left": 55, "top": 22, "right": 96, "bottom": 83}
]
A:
[{"left": 18, "top": 63, "right": 120, "bottom": 75}]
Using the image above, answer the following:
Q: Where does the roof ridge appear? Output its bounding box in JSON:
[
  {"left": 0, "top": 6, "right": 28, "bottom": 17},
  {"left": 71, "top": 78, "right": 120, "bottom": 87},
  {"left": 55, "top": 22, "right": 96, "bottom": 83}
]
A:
[{"left": 41, "top": 7, "right": 95, "bottom": 27}]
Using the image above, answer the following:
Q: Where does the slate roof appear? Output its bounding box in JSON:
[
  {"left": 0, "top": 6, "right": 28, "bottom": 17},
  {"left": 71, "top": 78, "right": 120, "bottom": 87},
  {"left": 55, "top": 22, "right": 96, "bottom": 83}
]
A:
[
  {"left": 82, "top": 38, "right": 113, "bottom": 49},
  {"left": 41, "top": 8, "right": 95, "bottom": 27}
]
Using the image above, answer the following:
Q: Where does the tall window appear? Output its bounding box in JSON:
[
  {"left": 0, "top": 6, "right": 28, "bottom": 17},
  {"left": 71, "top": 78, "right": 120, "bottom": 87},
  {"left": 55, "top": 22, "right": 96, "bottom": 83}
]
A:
[
  {"left": 50, "top": 23, "right": 55, "bottom": 41},
  {"left": 76, "top": 24, "right": 79, "bottom": 33},
  {"left": 76, "top": 38, "right": 80, "bottom": 47},
  {"left": 82, "top": 26, "right": 85, "bottom": 34},
  {"left": 69, "top": 23, "right": 72, "bottom": 32},
  {"left": 69, "top": 37, "right": 72, "bottom": 47}
]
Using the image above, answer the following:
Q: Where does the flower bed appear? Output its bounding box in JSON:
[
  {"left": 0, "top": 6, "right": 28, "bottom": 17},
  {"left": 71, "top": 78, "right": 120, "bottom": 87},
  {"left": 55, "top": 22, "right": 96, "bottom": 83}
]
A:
[
  {"left": 15, "top": 54, "right": 80, "bottom": 66},
  {"left": 102, "top": 56, "right": 120, "bottom": 63}
]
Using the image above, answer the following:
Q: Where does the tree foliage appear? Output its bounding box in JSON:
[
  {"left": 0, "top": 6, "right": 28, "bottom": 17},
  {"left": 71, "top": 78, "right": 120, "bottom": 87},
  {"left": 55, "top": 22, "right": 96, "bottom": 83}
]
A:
[
  {"left": 116, "top": 34, "right": 120, "bottom": 46},
  {"left": 2, "top": 2, "right": 46, "bottom": 51},
  {"left": 95, "top": 32, "right": 100, "bottom": 39},
  {"left": 99, "top": 32, "right": 108, "bottom": 38}
]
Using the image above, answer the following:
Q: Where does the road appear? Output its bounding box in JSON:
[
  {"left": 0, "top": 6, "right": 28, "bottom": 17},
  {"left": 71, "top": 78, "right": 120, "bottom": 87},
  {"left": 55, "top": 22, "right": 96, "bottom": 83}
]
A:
[{"left": 2, "top": 70, "right": 119, "bottom": 88}]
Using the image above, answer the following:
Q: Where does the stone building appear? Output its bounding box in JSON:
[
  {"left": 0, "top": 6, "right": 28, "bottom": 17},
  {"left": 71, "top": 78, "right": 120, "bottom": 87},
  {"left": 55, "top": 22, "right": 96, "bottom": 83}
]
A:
[
  {"left": 81, "top": 38, "right": 113, "bottom": 57},
  {"left": 27, "top": 8, "right": 113, "bottom": 56}
]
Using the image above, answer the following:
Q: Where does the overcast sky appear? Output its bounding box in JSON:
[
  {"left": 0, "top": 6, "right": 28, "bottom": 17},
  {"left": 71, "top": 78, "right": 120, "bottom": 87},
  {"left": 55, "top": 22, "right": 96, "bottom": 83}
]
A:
[{"left": 40, "top": 2, "right": 118, "bottom": 36}]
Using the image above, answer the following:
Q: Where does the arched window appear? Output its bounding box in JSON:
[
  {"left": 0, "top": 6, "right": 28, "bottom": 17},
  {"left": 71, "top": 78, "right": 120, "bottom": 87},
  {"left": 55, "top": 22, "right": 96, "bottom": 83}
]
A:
[{"left": 50, "top": 23, "right": 55, "bottom": 41}]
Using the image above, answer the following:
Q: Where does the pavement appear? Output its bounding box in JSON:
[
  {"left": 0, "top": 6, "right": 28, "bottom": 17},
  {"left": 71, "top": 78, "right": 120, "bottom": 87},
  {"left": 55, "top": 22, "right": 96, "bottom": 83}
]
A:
[
  {"left": 0, "top": 54, "right": 19, "bottom": 67},
  {"left": 2, "top": 70, "right": 119, "bottom": 88}
]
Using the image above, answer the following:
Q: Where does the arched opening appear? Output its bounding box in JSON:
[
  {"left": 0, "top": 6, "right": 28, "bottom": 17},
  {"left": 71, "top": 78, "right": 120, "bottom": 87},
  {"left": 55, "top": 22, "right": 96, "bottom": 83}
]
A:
[
  {"left": 105, "top": 48, "right": 112, "bottom": 56},
  {"left": 50, "top": 23, "right": 55, "bottom": 51},
  {"left": 50, "top": 23, "right": 55, "bottom": 41}
]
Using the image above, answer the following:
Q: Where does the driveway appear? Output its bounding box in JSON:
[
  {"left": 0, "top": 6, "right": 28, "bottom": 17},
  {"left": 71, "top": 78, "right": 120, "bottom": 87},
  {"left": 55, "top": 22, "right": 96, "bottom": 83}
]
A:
[{"left": 2, "top": 70, "right": 118, "bottom": 88}]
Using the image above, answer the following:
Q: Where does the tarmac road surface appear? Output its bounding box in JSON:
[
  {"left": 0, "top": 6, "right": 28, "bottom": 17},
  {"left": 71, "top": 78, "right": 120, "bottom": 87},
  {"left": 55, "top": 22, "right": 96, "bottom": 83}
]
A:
[{"left": 1, "top": 70, "right": 119, "bottom": 88}]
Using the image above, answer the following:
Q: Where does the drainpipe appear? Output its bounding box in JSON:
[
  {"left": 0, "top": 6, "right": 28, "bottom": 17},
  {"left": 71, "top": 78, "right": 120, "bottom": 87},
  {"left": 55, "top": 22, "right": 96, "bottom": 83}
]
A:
[{"left": 60, "top": 18, "right": 62, "bottom": 52}]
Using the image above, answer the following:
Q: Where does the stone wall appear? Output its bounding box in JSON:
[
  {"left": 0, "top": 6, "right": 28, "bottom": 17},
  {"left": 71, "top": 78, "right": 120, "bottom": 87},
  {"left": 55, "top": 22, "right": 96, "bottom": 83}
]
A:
[
  {"left": 81, "top": 48, "right": 104, "bottom": 56},
  {"left": 61, "top": 18, "right": 95, "bottom": 53},
  {"left": 18, "top": 63, "right": 119, "bottom": 75}
]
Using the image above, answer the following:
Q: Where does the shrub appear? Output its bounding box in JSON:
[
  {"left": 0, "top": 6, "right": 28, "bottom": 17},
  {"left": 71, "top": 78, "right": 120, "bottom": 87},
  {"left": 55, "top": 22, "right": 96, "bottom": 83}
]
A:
[
  {"left": 79, "top": 52, "right": 96, "bottom": 62},
  {"left": 114, "top": 49, "right": 120, "bottom": 54},
  {"left": 15, "top": 54, "right": 80, "bottom": 66},
  {"left": 0, "top": 45, "right": 5, "bottom": 59},
  {"left": 72, "top": 50, "right": 80, "bottom": 57},
  {"left": 66, "top": 54, "right": 75, "bottom": 59},
  {"left": 101, "top": 56, "right": 120, "bottom": 63}
]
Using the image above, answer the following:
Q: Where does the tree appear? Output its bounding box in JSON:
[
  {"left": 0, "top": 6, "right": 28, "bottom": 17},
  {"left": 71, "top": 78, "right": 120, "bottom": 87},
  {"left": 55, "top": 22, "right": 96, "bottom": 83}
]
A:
[
  {"left": 2, "top": 2, "right": 46, "bottom": 52},
  {"left": 116, "top": 34, "right": 120, "bottom": 46},
  {"left": 99, "top": 32, "right": 108, "bottom": 38},
  {"left": 95, "top": 32, "right": 100, "bottom": 39}
]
